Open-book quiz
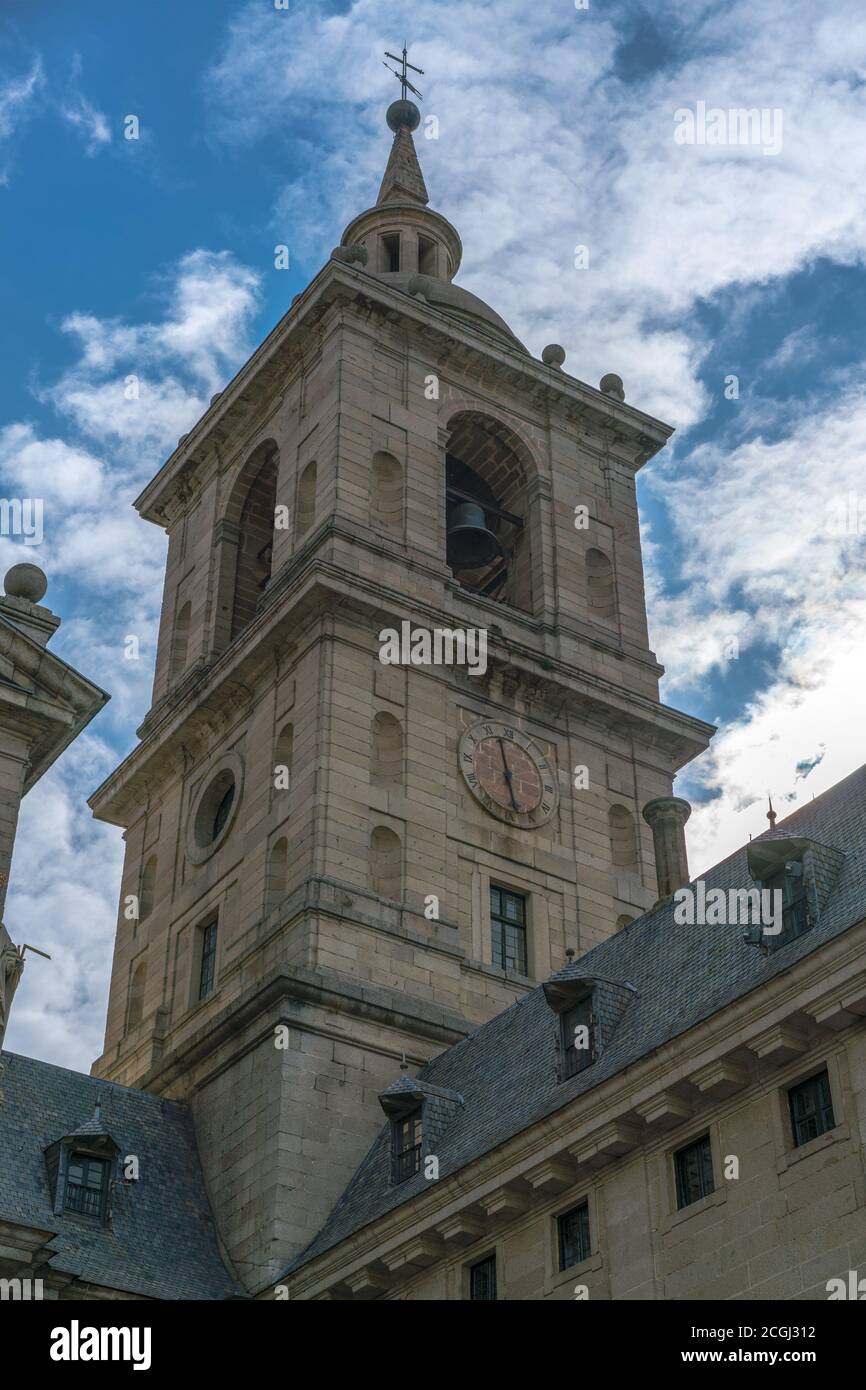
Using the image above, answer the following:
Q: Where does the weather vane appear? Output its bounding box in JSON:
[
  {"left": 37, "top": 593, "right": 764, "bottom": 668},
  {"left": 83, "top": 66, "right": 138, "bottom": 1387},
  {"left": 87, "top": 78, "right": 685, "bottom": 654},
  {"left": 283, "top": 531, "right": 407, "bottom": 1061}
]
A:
[{"left": 383, "top": 42, "right": 424, "bottom": 102}]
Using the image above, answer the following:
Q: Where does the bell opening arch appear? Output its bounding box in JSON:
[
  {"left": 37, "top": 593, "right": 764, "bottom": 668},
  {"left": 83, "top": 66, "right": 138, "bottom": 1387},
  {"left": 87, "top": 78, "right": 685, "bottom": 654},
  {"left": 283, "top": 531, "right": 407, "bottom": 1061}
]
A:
[{"left": 442, "top": 410, "right": 538, "bottom": 615}]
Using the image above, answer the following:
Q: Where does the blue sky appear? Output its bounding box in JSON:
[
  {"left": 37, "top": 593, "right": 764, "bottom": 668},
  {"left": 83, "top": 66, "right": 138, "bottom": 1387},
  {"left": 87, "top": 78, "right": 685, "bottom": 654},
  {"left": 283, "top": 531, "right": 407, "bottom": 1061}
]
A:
[{"left": 2, "top": 0, "right": 866, "bottom": 1068}]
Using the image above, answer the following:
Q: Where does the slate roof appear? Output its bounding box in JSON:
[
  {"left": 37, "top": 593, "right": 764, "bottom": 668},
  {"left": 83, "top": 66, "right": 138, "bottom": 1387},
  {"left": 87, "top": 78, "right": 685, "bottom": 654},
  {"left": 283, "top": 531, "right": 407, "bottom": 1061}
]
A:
[
  {"left": 287, "top": 761, "right": 866, "bottom": 1275},
  {"left": 0, "top": 1051, "right": 240, "bottom": 1300}
]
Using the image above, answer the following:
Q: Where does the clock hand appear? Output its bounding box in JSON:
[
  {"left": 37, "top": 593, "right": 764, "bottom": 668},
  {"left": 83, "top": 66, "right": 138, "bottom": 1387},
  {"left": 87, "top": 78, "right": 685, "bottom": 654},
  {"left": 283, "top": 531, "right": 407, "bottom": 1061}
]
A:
[{"left": 498, "top": 738, "right": 519, "bottom": 811}]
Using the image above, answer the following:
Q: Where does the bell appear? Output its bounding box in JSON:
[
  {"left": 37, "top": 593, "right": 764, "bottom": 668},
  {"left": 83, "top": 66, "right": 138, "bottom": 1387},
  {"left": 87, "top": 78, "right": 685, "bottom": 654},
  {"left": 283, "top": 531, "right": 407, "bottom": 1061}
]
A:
[{"left": 446, "top": 501, "right": 501, "bottom": 570}]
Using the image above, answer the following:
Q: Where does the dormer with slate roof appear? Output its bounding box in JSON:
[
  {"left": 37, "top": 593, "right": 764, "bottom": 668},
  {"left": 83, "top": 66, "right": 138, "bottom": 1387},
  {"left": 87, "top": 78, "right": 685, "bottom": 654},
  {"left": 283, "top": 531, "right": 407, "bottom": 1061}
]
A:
[
  {"left": 44, "top": 1100, "right": 120, "bottom": 1226},
  {"left": 543, "top": 965, "right": 638, "bottom": 1084}
]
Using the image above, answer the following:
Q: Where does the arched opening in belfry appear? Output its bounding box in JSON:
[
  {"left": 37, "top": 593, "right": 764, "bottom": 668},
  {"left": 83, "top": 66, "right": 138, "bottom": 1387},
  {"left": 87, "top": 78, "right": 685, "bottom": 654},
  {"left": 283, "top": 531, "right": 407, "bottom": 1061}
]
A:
[
  {"left": 228, "top": 442, "right": 279, "bottom": 642},
  {"left": 443, "top": 411, "right": 534, "bottom": 613}
]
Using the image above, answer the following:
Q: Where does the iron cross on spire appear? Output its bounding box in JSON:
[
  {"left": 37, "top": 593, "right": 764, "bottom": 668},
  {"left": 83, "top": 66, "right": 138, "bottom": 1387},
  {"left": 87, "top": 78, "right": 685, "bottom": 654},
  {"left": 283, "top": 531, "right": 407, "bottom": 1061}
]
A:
[{"left": 383, "top": 43, "right": 424, "bottom": 102}]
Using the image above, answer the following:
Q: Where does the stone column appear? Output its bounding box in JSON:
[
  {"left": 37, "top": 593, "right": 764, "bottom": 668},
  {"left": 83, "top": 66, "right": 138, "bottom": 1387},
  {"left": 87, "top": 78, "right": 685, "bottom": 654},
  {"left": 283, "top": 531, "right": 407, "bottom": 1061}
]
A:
[{"left": 642, "top": 796, "right": 692, "bottom": 903}]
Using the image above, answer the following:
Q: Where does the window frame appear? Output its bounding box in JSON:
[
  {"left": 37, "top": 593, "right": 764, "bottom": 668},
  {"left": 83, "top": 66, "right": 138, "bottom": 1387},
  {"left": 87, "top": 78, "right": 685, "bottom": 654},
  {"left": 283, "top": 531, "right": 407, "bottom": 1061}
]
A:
[
  {"left": 489, "top": 884, "right": 528, "bottom": 976},
  {"left": 64, "top": 1150, "right": 111, "bottom": 1221},
  {"left": 560, "top": 992, "right": 596, "bottom": 1080},
  {"left": 674, "top": 1133, "right": 715, "bottom": 1210},
  {"left": 391, "top": 1105, "right": 423, "bottom": 1184},
  {"left": 468, "top": 1252, "right": 497, "bottom": 1301},
  {"left": 788, "top": 1068, "right": 835, "bottom": 1148},
  {"left": 765, "top": 862, "right": 811, "bottom": 946},
  {"left": 557, "top": 1201, "right": 592, "bottom": 1271},
  {"left": 198, "top": 918, "right": 218, "bottom": 1000}
]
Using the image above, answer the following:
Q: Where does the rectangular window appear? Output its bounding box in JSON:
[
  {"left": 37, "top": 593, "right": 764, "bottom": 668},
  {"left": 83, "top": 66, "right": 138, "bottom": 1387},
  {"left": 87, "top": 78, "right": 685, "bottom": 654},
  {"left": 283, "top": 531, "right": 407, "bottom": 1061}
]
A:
[
  {"left": 469, "top": 1253, "right": 497, "bottom": 1301},
  {"left": 674, "top": 1134, "right": 715, "bottom": 1209},
  {"left": 199, "top": 920, "right": 218, "bottom": 1000},
  {"left": 766, "top": 865, "right": 810, "bottom": 943},
  {"left": 561, "top": 995, "right": 596, "bottom": 1079},
  {"left": 789, "top": 1070, "right": 835, "bottom": 1147},
  {"left": 490, "top": 886, "right": 527, "bottom": 975},
  {"left": 558, "top": 1201, "right": 591, "bottom": 1270},
  {"left": 380, "top": 233, "right": 400, "bottom": 273},
  {"left": 418, "top": 235, "right": 437, "bottom": 276},
  {"left": 392, "top": 1107, "right": 423, "bottom": 1183},
  {"left": 65, "top": 1153, "right": 109, "bottom": 1219}
]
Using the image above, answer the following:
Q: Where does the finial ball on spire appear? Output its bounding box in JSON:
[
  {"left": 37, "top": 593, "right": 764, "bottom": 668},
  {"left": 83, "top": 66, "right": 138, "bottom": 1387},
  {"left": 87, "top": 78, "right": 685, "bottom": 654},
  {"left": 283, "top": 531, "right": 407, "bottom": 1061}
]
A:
[{"left": 387, "top": 99, "right": 421, "bottom": 133}]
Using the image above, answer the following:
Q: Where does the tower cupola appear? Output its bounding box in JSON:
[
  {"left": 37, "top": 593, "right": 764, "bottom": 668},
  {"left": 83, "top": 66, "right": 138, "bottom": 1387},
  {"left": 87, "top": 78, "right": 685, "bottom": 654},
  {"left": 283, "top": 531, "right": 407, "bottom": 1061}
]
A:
[{"left": 340, "top": 95, "right": 461, "bottom": 284}]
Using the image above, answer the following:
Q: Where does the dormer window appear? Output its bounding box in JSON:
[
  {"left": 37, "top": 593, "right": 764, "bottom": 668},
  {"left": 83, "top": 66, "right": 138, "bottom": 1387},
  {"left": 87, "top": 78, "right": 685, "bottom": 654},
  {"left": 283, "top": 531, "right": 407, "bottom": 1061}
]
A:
[
  {"left": 65, "top": 1151, "right": 111, "bottom": 1219},
  {"left": 765, "top": 861, "right": 810, "bottom": 943},
  {"left": 746, "top": 836, "right": 845, "bottom": 951},
  {"left": 392, "top": 1106, "right": 422, "bottom": 1183},
  {"left": 544, "top": 972, "right": 637, "bottom": 1084},
  {"left": 561, "top": 993, "right": 596, "bottom": 1079},
  {"left": 379, "top": 1075, "right": 463, "bottom": 1185}
]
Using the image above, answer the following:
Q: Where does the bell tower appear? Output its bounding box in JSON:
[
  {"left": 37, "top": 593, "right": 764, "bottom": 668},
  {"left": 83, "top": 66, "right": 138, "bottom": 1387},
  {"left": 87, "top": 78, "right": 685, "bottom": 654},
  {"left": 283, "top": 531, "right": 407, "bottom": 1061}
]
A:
[{"left": 89, "top": 75, "right": 713, "bottom": 1291}]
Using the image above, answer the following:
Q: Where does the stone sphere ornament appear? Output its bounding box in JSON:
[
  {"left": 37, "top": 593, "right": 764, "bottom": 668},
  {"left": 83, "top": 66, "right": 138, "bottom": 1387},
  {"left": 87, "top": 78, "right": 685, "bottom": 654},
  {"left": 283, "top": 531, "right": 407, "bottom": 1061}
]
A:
[
  {"left": 542, "top": 344, "right": 566, "bottom": 369},
  {"left": 4, "top": 562, "right": 48, "bottom": 603},
  {"left": 600, "top": 373, "right": 625, "bottom": 401}
]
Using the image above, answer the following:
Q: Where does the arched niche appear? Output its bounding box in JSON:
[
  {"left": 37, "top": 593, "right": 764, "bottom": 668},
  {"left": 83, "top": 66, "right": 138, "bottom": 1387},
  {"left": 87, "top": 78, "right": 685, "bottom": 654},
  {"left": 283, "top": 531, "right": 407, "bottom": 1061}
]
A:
[
  {"left": 586, "top": 547, "right": 616, "bottom": 623},
  {"left": 370, "top": 451, "right": 404, "bottom": 536},
  {"left": 370, "top": 826, "right": 402, "bottom": 901},
  {"left": 371, "top": 712, "right": 403, "bottom": 790},
  {"left": 609, "top": 804, "right": 638, "bottom": 872},
  {"left": 170, "top": 601, "right": 191, "bottom": 681},
  {"left": 295, "top": 460, "right": 317, "bottom": 541},
  {"left": 267, "top": 837, "right": 288, "bottom": 914},
  {"left": 126, "top": 961, "right": 146, "bottom": 1033},
  {"left": 274, "top": 723, "right": 294, "bottom": 792},
  {"left": 139, "top": 855, "right": 157, "bottom": 925}
]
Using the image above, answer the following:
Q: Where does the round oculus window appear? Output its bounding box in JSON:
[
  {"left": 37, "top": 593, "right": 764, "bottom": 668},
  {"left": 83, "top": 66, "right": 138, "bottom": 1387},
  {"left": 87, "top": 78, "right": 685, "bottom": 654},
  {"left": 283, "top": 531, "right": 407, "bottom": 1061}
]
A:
[{"left": 193, "top": 769, "right": 237, "bottom": 849}]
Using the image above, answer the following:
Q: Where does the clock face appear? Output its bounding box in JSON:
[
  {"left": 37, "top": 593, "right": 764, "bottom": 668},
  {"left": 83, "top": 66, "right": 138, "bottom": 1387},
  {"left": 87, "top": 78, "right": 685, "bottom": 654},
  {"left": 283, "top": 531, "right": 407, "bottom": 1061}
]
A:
[{"left": 458, "top": 720, "right": 558, "bottom": 829}]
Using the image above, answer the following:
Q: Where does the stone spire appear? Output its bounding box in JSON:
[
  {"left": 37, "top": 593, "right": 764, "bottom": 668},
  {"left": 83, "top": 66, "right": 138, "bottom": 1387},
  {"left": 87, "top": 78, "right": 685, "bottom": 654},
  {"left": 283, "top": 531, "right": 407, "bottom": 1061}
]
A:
[
  {"left": 340, "top": 96, "right": 462, "bottom": 285},
  {"left": 377, "top": 101, "right": 429, "bottom": 206}
]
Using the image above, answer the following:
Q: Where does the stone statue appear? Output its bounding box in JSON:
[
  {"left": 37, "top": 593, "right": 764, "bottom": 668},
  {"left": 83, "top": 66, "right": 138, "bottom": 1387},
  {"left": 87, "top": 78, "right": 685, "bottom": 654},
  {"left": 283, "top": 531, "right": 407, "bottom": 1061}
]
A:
[{"left": 0, "top": 924, "right": 24, "bottom": 1050}]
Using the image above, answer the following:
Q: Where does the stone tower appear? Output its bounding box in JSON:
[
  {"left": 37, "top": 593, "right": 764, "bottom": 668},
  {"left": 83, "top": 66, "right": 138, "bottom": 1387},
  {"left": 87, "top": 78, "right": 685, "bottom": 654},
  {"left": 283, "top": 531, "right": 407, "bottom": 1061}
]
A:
[{"left": 89, "top": 95, "right": 712, "bottom": 1291}]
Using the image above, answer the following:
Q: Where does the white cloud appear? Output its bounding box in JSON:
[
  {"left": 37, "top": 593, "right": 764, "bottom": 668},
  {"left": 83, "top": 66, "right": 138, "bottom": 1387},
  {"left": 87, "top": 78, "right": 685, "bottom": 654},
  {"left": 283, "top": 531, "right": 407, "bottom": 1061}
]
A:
[
  {"left": 0, "top": 423, "right": 105, "bottom": 507},
  {"left": 61, "top": 92, "right": 110, "bottom": 155},
  {"left": 649, "top": 381, "right": 866, "bottom": 871},
  {"left": 1, "top": 248, "right": 262, "bottom": 1066},
  {"left": 59, "top": 54, "right": 111, "bottom": 156},
  {"left": 0, "top": 58, "right": 44, "bottom": 182},
  {"left": 3, "top": 735, "right": 124, "bottom": 1071},
  {"left": 206, "top": 0, "right": 866, "bottom": 429}
]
